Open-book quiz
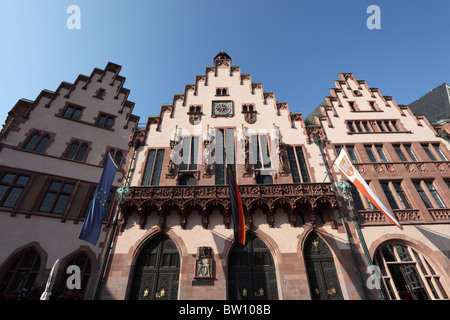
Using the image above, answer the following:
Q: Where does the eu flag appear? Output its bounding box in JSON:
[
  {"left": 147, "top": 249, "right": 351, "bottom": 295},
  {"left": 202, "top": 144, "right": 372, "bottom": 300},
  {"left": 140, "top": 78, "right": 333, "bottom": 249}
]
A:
[{"left": 79, "top": 153, "right": 118, "bottom": 245}]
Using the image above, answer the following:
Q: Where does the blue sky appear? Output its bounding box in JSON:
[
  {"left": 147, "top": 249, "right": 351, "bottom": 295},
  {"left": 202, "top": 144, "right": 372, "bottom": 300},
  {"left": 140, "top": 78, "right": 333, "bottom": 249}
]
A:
[{"left": 0, "top": 1, "right": 449, "bottom": 125}]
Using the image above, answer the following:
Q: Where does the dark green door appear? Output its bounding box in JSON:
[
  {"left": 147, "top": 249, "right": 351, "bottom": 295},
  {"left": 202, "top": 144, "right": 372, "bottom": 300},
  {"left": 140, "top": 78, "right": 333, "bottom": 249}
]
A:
[
  {"left": 130, "top": 234, "right": 180, "bottom": 300},
  {"left": 304, "top": 232, "right": 343, "bottom": 300},
  {"left": 228, "top": 233, "right": 278, "bottom": 300}
]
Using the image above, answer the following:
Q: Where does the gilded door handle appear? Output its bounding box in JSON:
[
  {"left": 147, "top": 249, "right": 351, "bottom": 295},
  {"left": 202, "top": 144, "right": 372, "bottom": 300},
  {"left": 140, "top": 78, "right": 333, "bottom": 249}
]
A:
[
  {"left": 242, "top": 288, "right": 247, "bottom": 297},
  {"left": 143, "top": 289, "right": 149, "bottom": 297},
  {"left": 155, "top": 288, "right": 165, "bottom": 298},
  {"left": 315, "top": 288, "right": 320, "bottom": 295},
  {"left": 327, "top": 287, "right": 337, "bottom": 295},
  {"left": 254, "top": 288, "right": 264, "bottom": 296}
]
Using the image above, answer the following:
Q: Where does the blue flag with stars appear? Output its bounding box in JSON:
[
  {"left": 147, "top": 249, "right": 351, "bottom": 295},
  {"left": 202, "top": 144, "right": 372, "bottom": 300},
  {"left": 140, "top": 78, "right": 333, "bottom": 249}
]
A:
[{"left": 79, "top": 153, "right": 118, "bottom": 245}]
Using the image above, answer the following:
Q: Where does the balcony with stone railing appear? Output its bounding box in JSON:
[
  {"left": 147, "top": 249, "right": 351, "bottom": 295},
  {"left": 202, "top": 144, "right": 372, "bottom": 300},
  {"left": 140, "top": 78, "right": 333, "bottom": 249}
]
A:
[
  {"left": 358, "top": 207, "right": 450, "bottom": 226},
  {"left": 118, "top": 183, "right": 338, "bottom": 230},
  {"left": 358, "top": 209, "right": 422, "bottom": 226},
  {"left": 353, "top": 161, "right": 450, "bottom": 175},
  {"left": 429, "top": 208, "right": 450, "bottom": 222}
]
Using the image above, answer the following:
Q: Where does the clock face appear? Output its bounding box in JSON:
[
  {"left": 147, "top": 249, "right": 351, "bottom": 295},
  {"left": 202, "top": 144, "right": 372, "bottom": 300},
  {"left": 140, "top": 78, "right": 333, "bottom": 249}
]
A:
[{"left": 212, "top": 101, "right": 233, "bottom": 117}]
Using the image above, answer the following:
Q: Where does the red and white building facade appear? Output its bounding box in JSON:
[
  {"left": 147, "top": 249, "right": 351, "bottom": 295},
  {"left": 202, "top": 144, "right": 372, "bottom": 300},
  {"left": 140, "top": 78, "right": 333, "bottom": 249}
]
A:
[{"left": 0, "top": 53, "right": 449, "bottom": 300}]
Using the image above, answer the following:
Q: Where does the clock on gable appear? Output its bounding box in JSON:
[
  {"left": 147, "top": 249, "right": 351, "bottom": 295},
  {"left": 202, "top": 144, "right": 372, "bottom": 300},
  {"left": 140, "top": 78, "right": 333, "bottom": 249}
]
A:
[{"left": 212, "top": 101, "right": 233, "bottom": 117}]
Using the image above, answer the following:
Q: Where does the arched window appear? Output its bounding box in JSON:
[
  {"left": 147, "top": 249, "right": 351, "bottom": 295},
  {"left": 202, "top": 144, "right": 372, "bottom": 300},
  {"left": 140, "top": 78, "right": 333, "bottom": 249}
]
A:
[
  {"left": 55, "top": 253, "right": 92, "bottom": 300},
  {"left": 0, "top": 248, "right": 41, "bottom": 298},
  {"left": 373, "top": 243, "right": 449, "bottom": 300}
]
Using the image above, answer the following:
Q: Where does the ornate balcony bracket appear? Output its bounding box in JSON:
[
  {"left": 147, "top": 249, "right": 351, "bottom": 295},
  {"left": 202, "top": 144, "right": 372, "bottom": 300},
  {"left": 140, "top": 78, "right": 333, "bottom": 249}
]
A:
[{"left": 118, "top": 183, "right": 337, "bottom": 230}]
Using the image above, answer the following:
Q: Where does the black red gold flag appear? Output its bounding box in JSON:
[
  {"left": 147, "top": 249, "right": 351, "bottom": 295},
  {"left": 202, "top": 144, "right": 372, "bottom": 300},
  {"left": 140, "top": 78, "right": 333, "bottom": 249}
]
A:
[{"left": 226, "top": 165, "right": 246, "bottom": 245}]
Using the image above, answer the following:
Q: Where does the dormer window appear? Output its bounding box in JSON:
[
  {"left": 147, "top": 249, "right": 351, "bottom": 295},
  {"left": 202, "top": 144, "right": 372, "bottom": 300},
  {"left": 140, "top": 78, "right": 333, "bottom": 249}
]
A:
[
  {"left": 94, "top": 88, "right": 106, "bottom": 99},
  {"left": 216, "top": 88, "right": 228, "bottom": 96},
  {"left": 63, "top": 104, "right": 82, "bottom": 120},
  {"left": 96, "top": 113, "right": 115, "bottom": 129},
  {"left": 188, "top": 105, "right": 203, "bottom": 124},
  {"left": 242, "top": 104, "right": 256, "bottom": 124},
  {"left": 242, "top": 104, "right": 255, "bottom": 112},
  {"left": 188, "top": 106, "right": 202, "bottom": 114}
]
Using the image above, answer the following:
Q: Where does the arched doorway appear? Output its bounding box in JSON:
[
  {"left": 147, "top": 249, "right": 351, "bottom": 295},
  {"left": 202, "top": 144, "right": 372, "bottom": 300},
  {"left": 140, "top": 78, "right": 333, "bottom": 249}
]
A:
[
  {"left": 129, "top": 234, "right": 180, "bottom": 300},
  {"left": 304, "top": 232, "right": 343, "bottom": 300},
  {"left": 373, "top": 243, "right": 449, "bottom": 300},
  {"left": 228, "top": 233, "right": 279, "bottom": 300}
]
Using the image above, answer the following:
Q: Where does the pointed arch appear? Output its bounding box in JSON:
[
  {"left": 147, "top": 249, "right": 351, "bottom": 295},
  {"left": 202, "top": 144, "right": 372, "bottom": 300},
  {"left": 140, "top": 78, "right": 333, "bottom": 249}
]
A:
[
  {"left": 227, "top": 232, "right": 279, "bottom": 300},
  {"left": 0, "top": 242, "right": 47, "bottom": 297},
  {"left": 128, "top": 232, "right": 181, "bottom": 300},
  {"left": 54, "top": 247, "right": 96, "bottom": 299},
  {"left": 303, "top": 231, "right": 343, "bottom": 300},
  {"left": 370, "top": 235, "right": 450, "bottom": 300}
]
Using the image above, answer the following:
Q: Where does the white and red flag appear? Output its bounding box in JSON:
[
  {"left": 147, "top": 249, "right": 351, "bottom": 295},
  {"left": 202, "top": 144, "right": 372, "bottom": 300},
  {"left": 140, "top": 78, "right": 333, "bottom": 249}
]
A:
[{"left": 334, "top": 148, "right": 404, "bottom": 230}]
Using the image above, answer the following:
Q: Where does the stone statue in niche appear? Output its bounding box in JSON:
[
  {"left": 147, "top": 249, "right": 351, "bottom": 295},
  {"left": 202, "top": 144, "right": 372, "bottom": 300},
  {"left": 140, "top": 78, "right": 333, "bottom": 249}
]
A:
[
  {"left": 194, "top": 246, "right": 214, "bottom": 280},
  {"left": 196, "top": 259, "right": 210, "bottom": 278}
]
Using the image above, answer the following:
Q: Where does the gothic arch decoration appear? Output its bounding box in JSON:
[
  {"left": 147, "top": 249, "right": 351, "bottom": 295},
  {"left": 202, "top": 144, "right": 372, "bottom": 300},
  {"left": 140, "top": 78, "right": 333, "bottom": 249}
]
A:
[
  {"left": 313, "top": 198, "right": 338, "bottom": 229},
  {"left": 227, "top": 233, "right": 279, "bottom": 300},
  {"left": 303, "top": 232, "right": 343, "bottom": 300},
  {"left": 54, "top": 251, "right": 93, "bottom": 300},
  {"left": 129, "top": 234, "right": 180, "bottom": 300},
  {"left": 292, "top": 197, "right": 313, "bottom": 225},
  {"left": 118, "top": 183, "right": 337, "bottom": 230},
  {"left": 0, "top": 245, "right": 44, "bottom": 298},
  {"left": 270, "top": 197, "right": 293, "bottom": 228}
]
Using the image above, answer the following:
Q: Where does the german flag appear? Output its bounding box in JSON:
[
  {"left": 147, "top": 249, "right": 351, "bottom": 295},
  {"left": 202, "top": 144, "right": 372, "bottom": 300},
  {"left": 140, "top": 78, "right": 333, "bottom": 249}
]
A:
[{"left": 226, "top": 165, "right": 246, "bottom": 245}]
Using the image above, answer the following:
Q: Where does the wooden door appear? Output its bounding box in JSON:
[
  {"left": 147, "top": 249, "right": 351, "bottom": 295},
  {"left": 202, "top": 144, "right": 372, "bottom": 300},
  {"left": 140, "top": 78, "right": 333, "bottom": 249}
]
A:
[
  {"left": 304, "top": 232, "right": 343, "bottom": 300},
  {"left": 130, "top": 234, "right": 180, "bottom": 300},
  {"left": 228, "top": 234, "right": 278, "bottom": 300}
]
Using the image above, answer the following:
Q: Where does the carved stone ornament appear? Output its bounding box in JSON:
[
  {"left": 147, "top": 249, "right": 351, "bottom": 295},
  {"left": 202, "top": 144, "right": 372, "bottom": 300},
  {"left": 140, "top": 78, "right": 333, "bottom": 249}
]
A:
[
  {"left": 355, "top": 165, "right": 364, "bottom": 174},
  {"left": 385, "top": 164, "right": 396, "bottom": 173},
  {"left": 306, "top": 127, "right": 326, "bottom": 144},
  {"left": 189, "top": 114, "right": 201, "bottom": 125},
  {"left": 416, "top": 163, "right": 427, "bottom": 172},
  {"left": 374, "top": 164, "right": 384, "bottom": 173},
  {"left": 194, "top": 247, "right": 214, "bottom": 280},
  {"left": 243, "top": 112, "right": 256, "bottom": 124},
  {"left": 119, "top": 183, "right": 337, "bottom": 230}
]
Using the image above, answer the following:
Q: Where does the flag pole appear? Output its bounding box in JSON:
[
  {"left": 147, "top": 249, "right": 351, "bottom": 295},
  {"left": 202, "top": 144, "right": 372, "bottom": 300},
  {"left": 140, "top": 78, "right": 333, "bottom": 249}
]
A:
[
  {"left": 337, "top": 181, "right": 386, "bottom": 300},
  {"left": 314, "top": 138, "right": 370, "bottom": 299},
  {"left": 91, "top": 140, "right": 141, "bottom": 300}
]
